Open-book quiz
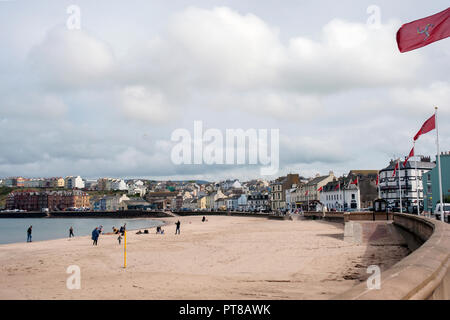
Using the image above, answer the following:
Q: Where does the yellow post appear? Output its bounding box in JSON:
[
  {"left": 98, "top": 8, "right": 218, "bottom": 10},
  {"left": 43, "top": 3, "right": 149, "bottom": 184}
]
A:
[{"left": 124, "top": 230, "right": 127, "bottom": 268}]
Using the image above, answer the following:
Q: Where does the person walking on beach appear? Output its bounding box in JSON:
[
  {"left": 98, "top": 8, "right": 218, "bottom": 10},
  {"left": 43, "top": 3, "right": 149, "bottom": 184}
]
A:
[
  {"left": 92, "top": 227, "right": 100, "bottom": 246},
  {"left": 27, "top": 226, "right": 32, "bottom": 242},
  {"left": 69, "top": 226, "right": 74, "bottom": 238},
  {"left": 175, "top": 220, "right": 181, "bottom": 235},
  {"left": 117, "top": 234, "right": 122, "bottom": 245}
]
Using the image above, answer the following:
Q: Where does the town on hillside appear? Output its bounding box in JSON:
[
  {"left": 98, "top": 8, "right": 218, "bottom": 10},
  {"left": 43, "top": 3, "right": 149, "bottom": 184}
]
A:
[{"left": 1, "top": 152, "right": 449, "bottom": 216}]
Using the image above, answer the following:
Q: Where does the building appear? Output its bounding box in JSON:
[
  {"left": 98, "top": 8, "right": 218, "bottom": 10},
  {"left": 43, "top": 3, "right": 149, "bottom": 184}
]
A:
[
  {"left": 111, "top": 179, "right": 128, "bottom": 191},
  {"left": 6, "top": 190, "right": 90, "bottom": 211},
  {"left": 145, "top": 191, "right": 178, "bottom": 209},
  {"left": 51, "top": 177, "right": 65, "bottom": 188},
  {"left": 320, "top": 177, "right": 360, "bottom": 211},
  {"left": 93, "top": 194, "right": 130, "bottom": 211},
  {"left": 347, "top": 170, "right": 379, "bottom": 208},
  {"left": 198, "top": 196, "right": 207, "bottom": 210},
  {"left": 270, "top": 174, "right": 300, "bottom": 211},
  {"left": 119, "top": 199, "right": 152, "bottom": 210},
  {"left": 4, "top": 177, "right": 25, "bottom": 187},
  {"left": 422, "top": 152, "right": 450, "bottom": 213},
  {"left": 247, "top": 193, "right": 270, "bottom": 211},
  {"left": 65, "top": 176, "right": 85, "bottom": 189},
  {"left": 292, "top": 172, "right": 335, "bottom": 211},
  {"left": 379, "top": 157, "right": 435, "bottom": 210}
]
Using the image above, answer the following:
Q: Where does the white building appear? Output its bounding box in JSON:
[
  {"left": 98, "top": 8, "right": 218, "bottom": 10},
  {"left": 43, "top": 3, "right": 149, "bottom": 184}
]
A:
[
  {"left": 379, "top": 157, "right": 435, "bottom": 210},
  {"left": 320, "top": 179, "right": 361, "bottom": 211},
  {"left": 65, "top": 176, "right": 85, "bottom": 189},
  {"left": 112, "top": 179, "right": 128, "bottom": 191}
]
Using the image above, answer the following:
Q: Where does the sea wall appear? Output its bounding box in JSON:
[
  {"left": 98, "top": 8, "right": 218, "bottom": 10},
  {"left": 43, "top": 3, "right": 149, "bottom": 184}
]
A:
[{"left": 335, "top": 213, "right": 450, "bottom": 300}]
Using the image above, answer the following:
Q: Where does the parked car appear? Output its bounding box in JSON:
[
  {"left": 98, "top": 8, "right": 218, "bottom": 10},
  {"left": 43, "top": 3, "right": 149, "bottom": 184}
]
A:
[{"left": 434, "top": 203, "right": 450, "bottom": 222}]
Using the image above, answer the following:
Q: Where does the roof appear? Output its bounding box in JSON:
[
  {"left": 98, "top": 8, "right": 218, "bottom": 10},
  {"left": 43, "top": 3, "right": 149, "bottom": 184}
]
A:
[
  {"left": 122, "top": 200, "right": 150, "bottom": 206},
  {"left": 380, "top": 160, "right": 435, "bottom": 172},
  {"left": 348, "top": 170, "right": 378, "bottom": 176},
  {"left": 306, "top": 175, "right": 331, "bottom": 186}
]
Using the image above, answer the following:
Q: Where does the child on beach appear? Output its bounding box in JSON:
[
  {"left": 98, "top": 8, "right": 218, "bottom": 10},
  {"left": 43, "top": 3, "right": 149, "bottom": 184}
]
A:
[{"left": 118, "top": 235, "right": 122, "bottom": 245}]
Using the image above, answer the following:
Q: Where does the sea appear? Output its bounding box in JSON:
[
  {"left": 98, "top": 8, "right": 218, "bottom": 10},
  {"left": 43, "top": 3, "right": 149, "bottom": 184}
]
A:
[{"left": 0, "top": 218, "right": 165, "bottom": 244}]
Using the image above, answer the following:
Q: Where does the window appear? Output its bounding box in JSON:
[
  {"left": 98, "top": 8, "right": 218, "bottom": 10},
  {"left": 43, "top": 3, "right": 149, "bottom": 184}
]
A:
[{"left": 352, "top": 194, "right": 355, "bottom": 200}]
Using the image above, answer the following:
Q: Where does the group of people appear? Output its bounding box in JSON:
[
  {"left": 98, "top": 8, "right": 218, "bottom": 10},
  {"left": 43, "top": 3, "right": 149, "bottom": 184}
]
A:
[
  {"left": 156, "top": 226, "right": 165, "bottom": 234},
  {"left": 25, "top": 219, "right": 191, "bottom": 244}
]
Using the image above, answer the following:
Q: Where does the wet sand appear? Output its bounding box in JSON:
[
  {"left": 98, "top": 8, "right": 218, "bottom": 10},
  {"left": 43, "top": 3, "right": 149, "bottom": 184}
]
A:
[{"left": 0, "top": 216, "right": 409, "bottom": 299}]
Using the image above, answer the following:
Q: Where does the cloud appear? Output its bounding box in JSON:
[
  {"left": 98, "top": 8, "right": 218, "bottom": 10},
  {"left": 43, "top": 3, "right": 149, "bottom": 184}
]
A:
[
  {"left": 120, "top": 86, "right": 176, "bottom": 124},
  {"left": 390, "top": 81, "right": 450, "bottom": 116},
  {"left": 0, "top": 4, "right": 447, "bottom": 180},
  {"left": 28, "top": 27, "right": 115, "bottom": 90}
]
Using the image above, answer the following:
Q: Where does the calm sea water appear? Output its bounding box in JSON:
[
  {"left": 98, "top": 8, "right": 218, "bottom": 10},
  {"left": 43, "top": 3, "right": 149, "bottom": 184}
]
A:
[{"left": 0, "top": 218, "right": 165, "bottom": 244}]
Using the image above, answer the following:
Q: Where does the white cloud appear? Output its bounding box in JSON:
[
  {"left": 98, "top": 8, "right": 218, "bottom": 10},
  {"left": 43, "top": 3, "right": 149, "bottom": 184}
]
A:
[
  {"left": 390, "top": 81, "right": 450, "bottom": 116},
  {"left": 28, "top": 27, "right": 115, "bottom": 89}
]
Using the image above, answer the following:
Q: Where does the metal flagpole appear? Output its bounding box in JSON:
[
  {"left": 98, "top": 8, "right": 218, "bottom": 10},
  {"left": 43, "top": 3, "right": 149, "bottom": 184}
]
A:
[
  {"left": 398, "top": 158, "right": 403, "bottom": 213},
  {"left": 435, "top": 107, "right": 444, "bottom": 222},
  {"left": 377, "top": 173, "right": 381, "bottom": 198},
  {"left": 124, "top": 230, "right": 127, "bottom": 268},
  {"left": 414, "top": 141, "right": 420, "bottom": 215}
]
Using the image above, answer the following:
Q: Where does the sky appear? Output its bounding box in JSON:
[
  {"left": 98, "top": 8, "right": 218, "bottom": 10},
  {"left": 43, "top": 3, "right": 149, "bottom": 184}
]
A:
[{"left": 0, "top": 0, "right": 449, "bottom": 182}]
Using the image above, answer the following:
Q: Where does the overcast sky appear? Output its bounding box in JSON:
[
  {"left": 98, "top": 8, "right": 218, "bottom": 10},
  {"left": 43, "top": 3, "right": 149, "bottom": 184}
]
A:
[{"left": 0, "top": 0, "right": 449, "bottom": 181}]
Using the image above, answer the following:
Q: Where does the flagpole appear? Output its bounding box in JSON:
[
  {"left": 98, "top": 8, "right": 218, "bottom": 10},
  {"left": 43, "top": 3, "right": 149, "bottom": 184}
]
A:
[
  {"left": 377, "top": 174, "right": 381, "bottom": 199},
  {"left": 435, "top": 107, "right": 444, "bottom": 222},
  {"left": 398, "top": 158, "right": 403, "bottom": 213},
  {"left": 414, "top": 141, "right": 420, "bottom": 215}
]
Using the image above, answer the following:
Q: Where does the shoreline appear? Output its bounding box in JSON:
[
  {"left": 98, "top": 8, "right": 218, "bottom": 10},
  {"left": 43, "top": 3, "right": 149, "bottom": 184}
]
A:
[{"left": 0, "top": 217, "right": 169, "bottom": 246}]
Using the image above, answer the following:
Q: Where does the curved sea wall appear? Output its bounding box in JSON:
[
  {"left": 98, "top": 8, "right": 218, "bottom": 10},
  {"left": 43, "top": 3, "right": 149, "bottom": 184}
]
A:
[{"left": 335, "top": 213, "right": 450, "bottom": 300}]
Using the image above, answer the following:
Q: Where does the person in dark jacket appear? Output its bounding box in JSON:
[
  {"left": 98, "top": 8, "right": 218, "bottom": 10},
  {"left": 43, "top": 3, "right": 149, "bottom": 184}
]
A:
[
  {"left": 27, "top": 226, "right": 32, "bottom": 242},
  {"left": 92, "top": 227, "right": 100, "bottom": 245},
  {"left": 69, "top": 226, "right": 74, "bottom": 238},
  {"left": 175, "top": 220, "right": 181, "bottom": 235}
]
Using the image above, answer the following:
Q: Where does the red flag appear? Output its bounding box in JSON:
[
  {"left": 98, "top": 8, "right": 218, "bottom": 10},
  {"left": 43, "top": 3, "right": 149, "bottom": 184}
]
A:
[
  {"left": 334, "top": 183, "right": 340, "bottom": 190},
  {"left": 305, "top": 190, "right": 309, "bottom": 196},
  {"left": 414, "top": 114, "right": 436, "bottom": 141},
  {"left": 317, "top": 186, "right": 323, "bottom": 192},
  {"left": 403, "top": 147, "right": 415, "bottom": 166},
  {"left": 350, "top": 178, "right": 358, "bottom": 185},
  {"left": 392, "top": 162, "right": 399, "bottom": 177},
  {"left": 376, "top": 174, "right": 379, "bottom": 186},
  {"left": 396, "top": 7, "right": 450, "bottom": 53}
]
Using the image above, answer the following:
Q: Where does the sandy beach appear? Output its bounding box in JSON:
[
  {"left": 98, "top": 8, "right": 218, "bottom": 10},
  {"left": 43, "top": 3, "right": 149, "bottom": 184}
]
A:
[{"left": 0, "top": 216, "right": 409, "bottom": 299}]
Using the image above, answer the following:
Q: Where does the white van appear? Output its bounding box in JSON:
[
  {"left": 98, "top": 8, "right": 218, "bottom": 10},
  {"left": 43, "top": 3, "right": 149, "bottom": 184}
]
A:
[{"left": 434, "top": 203, "right": 450, "bottom": 222}]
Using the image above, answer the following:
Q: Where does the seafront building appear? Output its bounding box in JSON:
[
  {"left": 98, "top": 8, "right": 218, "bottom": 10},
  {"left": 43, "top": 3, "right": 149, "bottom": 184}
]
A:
[
  {"left": 347, "top": 170, "right": 378, "bottom": 208},
  {"left": 270, "top": 174, "right": 300, "bottom": 211},
  {"left": 6, "top": 190, "right": 90, "bottom": 211},
  {"left": 320, "top": 176, "right": 361, "bottom": 211},
  {"left": 379, "top": 157, "right": 435, "bottom": 210},
  {"left": 422, "top": 152, "right": 450, "bottom": 213},
  {"left": 291, "top": 172, "right": 335, "bottom": 211}
]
